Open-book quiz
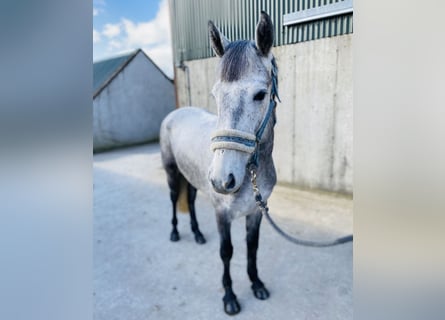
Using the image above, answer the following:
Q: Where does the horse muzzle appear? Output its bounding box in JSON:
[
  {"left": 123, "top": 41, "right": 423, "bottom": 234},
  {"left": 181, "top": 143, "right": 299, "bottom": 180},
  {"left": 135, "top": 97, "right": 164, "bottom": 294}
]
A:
[{"left": 208, "top": 129, "right": 256, "bottom": 194}]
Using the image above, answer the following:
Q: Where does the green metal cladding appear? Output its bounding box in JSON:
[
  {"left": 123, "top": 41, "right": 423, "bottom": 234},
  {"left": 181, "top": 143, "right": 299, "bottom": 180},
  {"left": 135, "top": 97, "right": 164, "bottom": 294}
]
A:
[{"left": 169, "top": 0, "right": 353, "bottom": 63}]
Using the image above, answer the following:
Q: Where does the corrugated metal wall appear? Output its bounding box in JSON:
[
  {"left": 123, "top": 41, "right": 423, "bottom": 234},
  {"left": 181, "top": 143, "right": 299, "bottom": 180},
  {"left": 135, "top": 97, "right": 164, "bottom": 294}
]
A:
[{"left": 169, "top": 0, "right": 353, "bottom": 63}]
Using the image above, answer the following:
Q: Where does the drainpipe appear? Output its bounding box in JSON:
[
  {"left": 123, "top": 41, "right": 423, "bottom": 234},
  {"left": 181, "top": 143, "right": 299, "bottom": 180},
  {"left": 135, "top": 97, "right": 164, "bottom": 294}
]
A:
[{"left": 176, "top": 52, "right": 192, "bottom": 106}]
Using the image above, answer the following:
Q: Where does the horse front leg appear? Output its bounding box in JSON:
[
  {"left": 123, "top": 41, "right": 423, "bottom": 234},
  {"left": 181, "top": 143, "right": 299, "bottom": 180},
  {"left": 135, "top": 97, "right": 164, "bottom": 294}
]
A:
[
  {"left": 246, "top": 211, "right": 270, "bottom": 300},
  {"left": 216, "top": 213, "right": 241, "bottom": 315}
]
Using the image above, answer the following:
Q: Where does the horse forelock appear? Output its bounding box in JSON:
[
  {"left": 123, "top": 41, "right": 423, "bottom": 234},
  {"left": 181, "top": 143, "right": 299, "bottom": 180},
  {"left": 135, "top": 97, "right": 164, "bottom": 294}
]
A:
[{"left": 220, "top": 41, "right": 267, "bottom": 82}]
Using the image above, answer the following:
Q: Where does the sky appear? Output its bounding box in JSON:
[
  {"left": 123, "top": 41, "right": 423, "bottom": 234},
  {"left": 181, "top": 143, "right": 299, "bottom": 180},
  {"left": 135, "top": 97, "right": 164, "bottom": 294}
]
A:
[{"left": 93, "top": 0, "right": 173, "bottom": 78}]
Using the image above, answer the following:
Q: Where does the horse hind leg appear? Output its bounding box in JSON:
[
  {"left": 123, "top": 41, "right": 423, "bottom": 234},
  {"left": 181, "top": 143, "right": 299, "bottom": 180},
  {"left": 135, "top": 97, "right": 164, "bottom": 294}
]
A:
[
  {"left": 187, "top": 183, "right": 206, "bottom": 244},
  {"left": 165, "top": 162, "right": 181, "bottom": 242}
]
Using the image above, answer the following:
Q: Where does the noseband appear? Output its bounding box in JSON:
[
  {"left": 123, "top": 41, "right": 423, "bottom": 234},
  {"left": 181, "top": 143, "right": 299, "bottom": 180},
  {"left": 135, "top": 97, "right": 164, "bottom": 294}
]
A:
[{"left": 210, "top": 58, "right": 280, "bottom": 167}]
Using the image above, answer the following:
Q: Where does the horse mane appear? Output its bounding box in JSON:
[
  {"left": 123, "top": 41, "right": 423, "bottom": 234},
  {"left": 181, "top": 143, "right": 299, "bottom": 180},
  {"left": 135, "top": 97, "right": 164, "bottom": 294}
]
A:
[{"left": 220, "top": 40, "right": 268, "bottom": 82}]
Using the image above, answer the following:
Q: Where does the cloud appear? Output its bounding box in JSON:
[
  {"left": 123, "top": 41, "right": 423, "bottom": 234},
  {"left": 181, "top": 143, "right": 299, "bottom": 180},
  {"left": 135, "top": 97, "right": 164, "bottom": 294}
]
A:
[
  {"left": 93, "top": 8, "right": 99, "bottom": 16},
  {"left": 120, "top": 0, "right": 171, "bottom": 47},
  {"left": 93, "top": 29, "right": 101, "bottom": 44},
  {"left": 98, "top": 0, "right": 173, "bottom": 77},
  {"left": 112, "top": 0, "right": 171, "bottom": 48},
  {"left": 121, "top": 0, "right": 172, "bottom": 77},
  {"left": 103, "top": 23, "right": 121, "bottom": 38},
  {"left": 108, "top": 40, "right": 122, "bottom": 50}
]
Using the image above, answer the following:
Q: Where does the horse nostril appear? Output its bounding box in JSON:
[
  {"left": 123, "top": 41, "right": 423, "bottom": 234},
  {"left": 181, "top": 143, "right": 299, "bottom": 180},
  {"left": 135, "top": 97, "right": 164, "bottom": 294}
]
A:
[{"left": 224, "top": 174, "right": 236, "bottom": 190}]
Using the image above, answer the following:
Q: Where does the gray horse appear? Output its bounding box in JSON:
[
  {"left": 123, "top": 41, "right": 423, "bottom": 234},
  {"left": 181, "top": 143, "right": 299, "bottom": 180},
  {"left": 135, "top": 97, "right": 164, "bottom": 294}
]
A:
[{"left": 160, "top": 12, "right": 277, "bottom": 315}]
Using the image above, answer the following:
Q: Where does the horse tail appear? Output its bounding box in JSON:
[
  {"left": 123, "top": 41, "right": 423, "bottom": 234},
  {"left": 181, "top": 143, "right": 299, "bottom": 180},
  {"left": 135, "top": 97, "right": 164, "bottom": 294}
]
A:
[{"left": 177, "top": 175, "right": 189, "bottom": 214}]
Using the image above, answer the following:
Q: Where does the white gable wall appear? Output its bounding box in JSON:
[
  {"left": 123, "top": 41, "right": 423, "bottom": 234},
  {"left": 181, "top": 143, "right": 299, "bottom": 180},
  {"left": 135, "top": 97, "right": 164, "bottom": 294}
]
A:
[{"left": 93, "top": 51, "right": 175, "bottom": 151}]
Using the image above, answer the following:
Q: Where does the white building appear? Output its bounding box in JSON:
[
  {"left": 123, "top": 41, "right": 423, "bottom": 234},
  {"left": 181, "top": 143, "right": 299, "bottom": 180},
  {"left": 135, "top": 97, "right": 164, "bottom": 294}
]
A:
[{"left": 93, "top": 49, "right": 175, "bottom": 152}]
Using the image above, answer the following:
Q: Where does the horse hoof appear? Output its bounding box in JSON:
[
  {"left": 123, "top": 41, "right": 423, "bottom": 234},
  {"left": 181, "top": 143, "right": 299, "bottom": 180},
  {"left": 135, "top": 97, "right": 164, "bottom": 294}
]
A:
[
  {"left": 195, "top": 233, "right": 206, "bottom": 244},
  {"left": 170, "top": 231, "right": 180, "bottom": 242},
  {"left": 252, "top": 282, "right": 270, "bottom": 300},
  {"left": 223, "top": 299, "right": 241, "bottom": 315}
]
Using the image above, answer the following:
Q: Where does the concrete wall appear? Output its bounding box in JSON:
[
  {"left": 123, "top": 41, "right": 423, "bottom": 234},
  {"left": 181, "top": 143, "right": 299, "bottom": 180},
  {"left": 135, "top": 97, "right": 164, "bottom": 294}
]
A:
[
  {"left": 93, "top": 52, "right": 175, "bottom": 151},
  {"left": 175, "top": 34, "right": 352, "bottom": 194}
]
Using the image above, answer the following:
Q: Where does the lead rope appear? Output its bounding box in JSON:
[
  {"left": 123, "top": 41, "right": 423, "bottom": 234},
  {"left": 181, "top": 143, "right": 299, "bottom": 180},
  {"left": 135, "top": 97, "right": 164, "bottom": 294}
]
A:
[{"left": 248, "top": 164, "right": 353, "bottom": 247}]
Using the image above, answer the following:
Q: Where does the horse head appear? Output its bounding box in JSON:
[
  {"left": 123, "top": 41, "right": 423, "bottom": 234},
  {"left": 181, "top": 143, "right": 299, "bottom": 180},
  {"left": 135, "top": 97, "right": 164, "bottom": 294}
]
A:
[{"left": 208, "top": 12, "right": 276, "bottom": 194}]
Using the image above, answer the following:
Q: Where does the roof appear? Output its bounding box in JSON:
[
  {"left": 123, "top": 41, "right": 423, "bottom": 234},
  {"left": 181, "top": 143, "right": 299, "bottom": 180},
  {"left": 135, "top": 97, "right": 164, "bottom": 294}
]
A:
[{"left": 93, "top": 49, "right": 172, "bottom": 98}]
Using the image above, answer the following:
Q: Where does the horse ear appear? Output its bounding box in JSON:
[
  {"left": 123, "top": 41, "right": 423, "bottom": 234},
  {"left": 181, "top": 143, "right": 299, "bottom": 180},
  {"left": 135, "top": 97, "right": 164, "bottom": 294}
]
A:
[
  {"left": 255, "top": 11, "right": 274, "bottom": 56},
  {"left": 208, "top": 20, "right": 230, "bottom": 57}
]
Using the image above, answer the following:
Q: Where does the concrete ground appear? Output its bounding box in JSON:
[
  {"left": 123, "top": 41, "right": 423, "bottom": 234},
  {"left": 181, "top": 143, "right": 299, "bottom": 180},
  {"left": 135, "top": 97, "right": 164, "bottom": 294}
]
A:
[{"left": 94, "top": 143, "right": 353, "bottom": 320}]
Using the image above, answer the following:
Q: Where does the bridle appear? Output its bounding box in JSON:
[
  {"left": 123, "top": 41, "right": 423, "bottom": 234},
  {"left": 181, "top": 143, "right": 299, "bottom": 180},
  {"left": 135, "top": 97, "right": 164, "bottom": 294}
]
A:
[{"left": 210, "top": 57, "right": 280, "bottom": 168}]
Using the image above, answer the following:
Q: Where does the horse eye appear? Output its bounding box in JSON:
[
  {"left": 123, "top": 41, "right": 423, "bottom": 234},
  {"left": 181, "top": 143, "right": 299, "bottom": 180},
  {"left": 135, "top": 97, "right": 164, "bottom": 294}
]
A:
[{"left": 253, "top": 91, "right": 266, "bottom": 101}]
